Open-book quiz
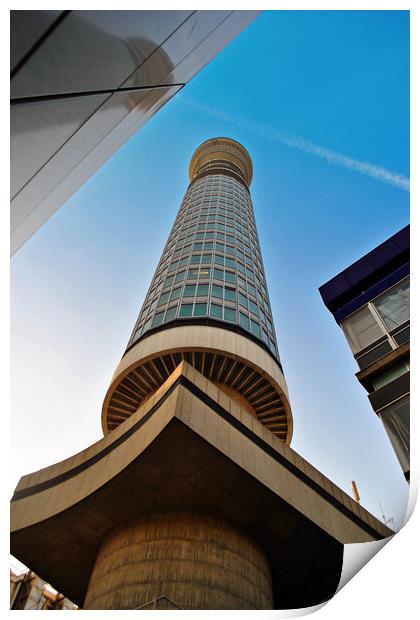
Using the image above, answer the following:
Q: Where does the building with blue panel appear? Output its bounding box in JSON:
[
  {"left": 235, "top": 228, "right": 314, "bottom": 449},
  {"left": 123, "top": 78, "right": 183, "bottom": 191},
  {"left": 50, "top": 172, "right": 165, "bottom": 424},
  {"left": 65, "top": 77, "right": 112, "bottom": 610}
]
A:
[{"left": 319, "top": 226, "right": 410, "bottom": 481}]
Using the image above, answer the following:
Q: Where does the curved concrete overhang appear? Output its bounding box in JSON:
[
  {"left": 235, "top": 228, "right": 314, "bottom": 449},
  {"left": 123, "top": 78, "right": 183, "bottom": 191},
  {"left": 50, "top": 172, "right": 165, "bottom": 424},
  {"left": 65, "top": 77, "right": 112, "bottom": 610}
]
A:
[
  {"left": 11, "top": 361, "right": 393, "bottom": 607},
  {"left": 102, "top": 324, "right": 293, "bottom": 441}
]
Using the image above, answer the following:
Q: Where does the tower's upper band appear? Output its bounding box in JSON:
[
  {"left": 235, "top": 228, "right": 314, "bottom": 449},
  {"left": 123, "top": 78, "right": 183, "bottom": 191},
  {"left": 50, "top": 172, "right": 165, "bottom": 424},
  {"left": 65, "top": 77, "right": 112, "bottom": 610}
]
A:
[{"left": 189, "top": 137, "right": 253, "bottom": 187}]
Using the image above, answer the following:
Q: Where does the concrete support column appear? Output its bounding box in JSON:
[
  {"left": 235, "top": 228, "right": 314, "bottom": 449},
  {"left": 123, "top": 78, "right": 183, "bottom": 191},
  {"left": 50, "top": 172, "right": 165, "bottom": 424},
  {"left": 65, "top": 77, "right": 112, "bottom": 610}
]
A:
[{"left": 83, "top": 512, "right": 273, "bottom": 610}]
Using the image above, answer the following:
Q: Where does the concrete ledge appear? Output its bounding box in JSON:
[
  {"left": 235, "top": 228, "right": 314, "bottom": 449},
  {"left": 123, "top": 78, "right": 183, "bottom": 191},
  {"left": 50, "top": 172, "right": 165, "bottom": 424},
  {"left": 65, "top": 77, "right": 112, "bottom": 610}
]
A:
[
  {"left": 102, "top": 324, "right": 293, "bottom": 441},
  {"left": 11, "top": 362, "right": 393, "bottom": 608}
]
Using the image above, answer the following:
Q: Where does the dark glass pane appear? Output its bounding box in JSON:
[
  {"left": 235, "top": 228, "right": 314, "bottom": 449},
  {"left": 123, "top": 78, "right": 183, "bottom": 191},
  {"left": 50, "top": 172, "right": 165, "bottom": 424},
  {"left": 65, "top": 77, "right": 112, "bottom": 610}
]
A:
[
  {"left": 239, "top": 312, "right": 249, "bottom": 330},
  {"left": 224, "top": 288, "right": 236, "bottom": 302},
  {"left": 179, "top": 304, "right": 193, "bottom": 317},
  {"left": 165, "top": 306, "right": 177, "bottom": 322},
  {"left": 170, "top": 287, "right": 181, "bottom": 301},
  {"left": 250, "top": 319, "right": 260, "bottom": 337},
  {"left": 158, "top": 292, "right": 170, "bottom": 306},
  {"left": 224, "top": 307, "right": 236, "bottom": 323},
  {"left": 152, "top": 312, "right": 164, "bottom": 327},
  {"left": 184, "top": 285, "right": 196, "bottom": 297},
  {"left": 210, "top": 304, "right": 223, "bottom": 319},
  {"left": 193, "top": 303, "right": 207, "bottom": 317},
  {"left": 212, "top": 285, "right": 223, "bottom": 299},
  {"left": 164, "top": 275, "right": 175, "bottom": 288},
  {"left": 249, "top": 300, "right": 259, "bottom": 316},
  {"left": 197, "top": 284, "right": 209, "bottom": 297},
  {"left": 239, "top": 293, "right": 248, "bottom": 308}
]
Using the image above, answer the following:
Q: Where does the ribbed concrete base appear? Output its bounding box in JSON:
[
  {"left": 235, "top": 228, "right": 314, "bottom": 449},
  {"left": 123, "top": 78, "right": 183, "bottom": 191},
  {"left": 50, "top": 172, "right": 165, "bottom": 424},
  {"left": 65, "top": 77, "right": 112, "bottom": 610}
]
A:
[{"left": 83, "top": 512, "right": 273, "bottom": 610}]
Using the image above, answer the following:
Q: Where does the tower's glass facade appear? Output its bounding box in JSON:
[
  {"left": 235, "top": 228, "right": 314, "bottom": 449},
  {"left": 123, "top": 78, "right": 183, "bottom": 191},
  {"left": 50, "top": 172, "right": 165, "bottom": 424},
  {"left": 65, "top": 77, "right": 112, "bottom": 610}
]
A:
[
  {"left": 103, "top": 138, "right": 292, "bottom": 441},
  {"left": 127, "top": 138, "right": 280, "bottom": 364}
]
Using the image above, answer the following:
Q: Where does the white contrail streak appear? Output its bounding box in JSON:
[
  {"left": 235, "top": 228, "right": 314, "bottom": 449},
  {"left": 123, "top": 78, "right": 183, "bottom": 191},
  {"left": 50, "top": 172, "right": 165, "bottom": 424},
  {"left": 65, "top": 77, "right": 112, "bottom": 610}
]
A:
[{"left": 179, "top": 96, "right": 409, "bottom": 192}]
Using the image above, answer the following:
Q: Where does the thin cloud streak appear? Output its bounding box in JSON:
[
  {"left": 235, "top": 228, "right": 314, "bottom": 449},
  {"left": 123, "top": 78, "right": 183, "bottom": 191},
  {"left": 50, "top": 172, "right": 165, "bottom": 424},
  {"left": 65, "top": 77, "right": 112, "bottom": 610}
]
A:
[{"left": 180, "top": 96, "right": 409, "bottom": 192}]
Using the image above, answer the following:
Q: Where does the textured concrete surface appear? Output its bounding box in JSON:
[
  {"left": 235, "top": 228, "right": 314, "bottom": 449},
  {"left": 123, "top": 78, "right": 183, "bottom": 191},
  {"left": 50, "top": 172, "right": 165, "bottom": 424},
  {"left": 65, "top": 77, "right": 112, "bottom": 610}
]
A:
[
  {"left": 11, "top": 362, "right": 393, "bottom": 608},
  {"left": 84, "top": 512, "right": 272, "bottom": 610}
]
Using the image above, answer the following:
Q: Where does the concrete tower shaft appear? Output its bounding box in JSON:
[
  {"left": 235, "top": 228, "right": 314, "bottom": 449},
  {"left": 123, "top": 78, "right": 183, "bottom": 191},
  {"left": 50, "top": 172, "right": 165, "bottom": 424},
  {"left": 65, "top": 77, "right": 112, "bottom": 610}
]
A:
[{"left": 102, "top": 138, "right": 293, "bottom": 442}]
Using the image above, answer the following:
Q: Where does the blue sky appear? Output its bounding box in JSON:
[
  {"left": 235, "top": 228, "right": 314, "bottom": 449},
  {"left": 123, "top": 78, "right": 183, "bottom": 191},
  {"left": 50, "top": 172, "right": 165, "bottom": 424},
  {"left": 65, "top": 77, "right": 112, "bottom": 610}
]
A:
[{"left": 11, "top": 10, "right": 410, "bottom": 543}]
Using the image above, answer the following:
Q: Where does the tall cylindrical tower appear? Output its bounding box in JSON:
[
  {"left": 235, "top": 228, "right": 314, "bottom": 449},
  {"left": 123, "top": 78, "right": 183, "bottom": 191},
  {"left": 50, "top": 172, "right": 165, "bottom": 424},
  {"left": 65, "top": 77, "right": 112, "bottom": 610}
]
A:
[
  {"left": 11, "top": 139, "right": 392, "bottom": 611},
  {"left": 102, "top": 137, "right": 292, "bottom": 442}
]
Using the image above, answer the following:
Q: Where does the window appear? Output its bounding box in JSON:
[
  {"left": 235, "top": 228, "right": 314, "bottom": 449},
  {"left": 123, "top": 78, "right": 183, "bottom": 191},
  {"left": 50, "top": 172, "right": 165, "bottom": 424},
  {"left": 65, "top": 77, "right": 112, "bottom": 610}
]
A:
[
  {"left": 224, "top": 288, "right": 236, "bottom": 302},
  {"left": 165, "top": 306, "right": 177, "bottom": 322},
  {"left": 214, "top": 268, "right": 224, "bottom": 280},
  {"left": 212, "top": 284, "right": 223, "bottom": 299},
  {"left": 249, "top": 300, "right": 259, "bottom": 316},
  {"left": 372, "top": 360, "right": 409, "bottom": 390},
  {"left": 261, "top": 328, "right": 269, "bottom": 345},
  {"left": 158, "top": 292, "right": 170, "bottom": 306},
  {"left": 169, "top": 287, "right": 181, "bottom": 301},
  {"left": 152, "top": 312, "right": 164, "bottom": 327},
  {"left": 210, "top": 304, "right": 223, "bottom": 319},
  {"left": 193, "top": 303, "right": 207, "bottom": 317},
  {"left": 239, "top": 312, "right": 249, "bottom": 331},
  {"left": 132, "top": 326, "right": 142, "bottom": 342},
  {"left": 342, "top": 306, "right": 384, "bottom": 354},
  {"left": 238, "top": 293, "right": 248, "bottom": 308},
  {"left": 374, "top": 280, "right": 410, "bottom": 330},
  {"left": 379, "top": 395, "right": 410, "bottom": 473},
  {"left": 184, "top": 285, "right": 196, "bottom": 297},
  {"left": 237, "top": 276, "right": 246, "bottom": 290},
  {"left": 197, "top": 284, "right": 209, "bottom": 297},
  {"left": 224, "top": 307, "right": 236, "bottom": 323},
  {"left": 225, "top": 271, "right": 236, "bottom": 284},
  {"left": 174, "top": 271, "right": 185, "bottom": 283},
  {"left": 179, "top": 304, "right": 193, "bottom": 317},
  {"left": 143, "top": 318, "right": 152, "bottom": 331},
  {"left": 250, "top": 319, "right": 260, "bottom": 337}
]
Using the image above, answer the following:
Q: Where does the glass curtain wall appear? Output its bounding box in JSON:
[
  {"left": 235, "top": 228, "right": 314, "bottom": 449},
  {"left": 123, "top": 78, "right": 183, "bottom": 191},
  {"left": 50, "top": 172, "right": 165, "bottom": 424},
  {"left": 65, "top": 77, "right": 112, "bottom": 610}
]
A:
[{"left": 126, "top": 170, "right": 280, "bottom": 361}]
